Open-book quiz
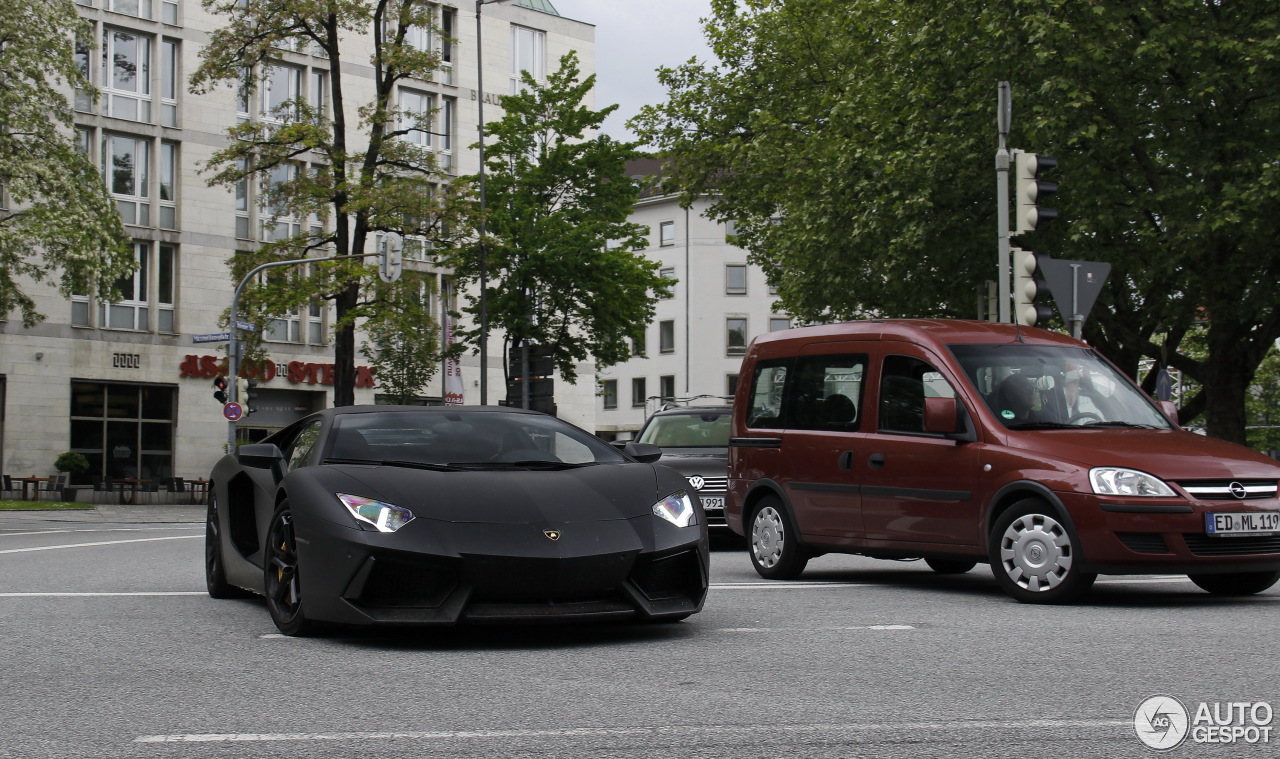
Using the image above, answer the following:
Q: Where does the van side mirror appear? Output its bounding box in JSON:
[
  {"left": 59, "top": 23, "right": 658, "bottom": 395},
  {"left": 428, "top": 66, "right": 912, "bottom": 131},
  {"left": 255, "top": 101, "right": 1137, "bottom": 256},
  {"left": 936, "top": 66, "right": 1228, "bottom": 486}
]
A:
[
  {"left": 923, "top": 397, "right": 961, "bottom": 436},
  {"left": 622, "top": 441, "right": 663, "bottom": 463},
  {"left": 1156, "top": 400, "right": 1179, "bottom": 427}
]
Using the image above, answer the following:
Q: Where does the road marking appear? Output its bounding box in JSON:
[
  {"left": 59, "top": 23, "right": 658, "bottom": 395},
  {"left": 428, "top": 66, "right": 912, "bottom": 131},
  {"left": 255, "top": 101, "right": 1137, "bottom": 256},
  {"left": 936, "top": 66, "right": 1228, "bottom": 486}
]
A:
[
  {"left": 0, "top": 535, "right": 200, "bottom": 554},
  {"left": 0, "top": 527, "right": 200, "bottom": 538},
  {"left": 712, "top": 582, "right": 871, "bottom": 590},
  {"left": 136, "top": 719, "right": 1131, "bottom": 744},
  {"left": 0, "top": 591, "right": 204, "bottom": 599},
  {"left": 717, "top": 624, "right": 915, "bottom": 632}
]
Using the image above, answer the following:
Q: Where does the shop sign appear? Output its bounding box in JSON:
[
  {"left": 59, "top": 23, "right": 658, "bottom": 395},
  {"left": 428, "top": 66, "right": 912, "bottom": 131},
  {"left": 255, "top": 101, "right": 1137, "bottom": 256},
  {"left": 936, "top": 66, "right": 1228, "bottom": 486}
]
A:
[{"left": 178, "top": 354, "right": 375, "bottom": 387}]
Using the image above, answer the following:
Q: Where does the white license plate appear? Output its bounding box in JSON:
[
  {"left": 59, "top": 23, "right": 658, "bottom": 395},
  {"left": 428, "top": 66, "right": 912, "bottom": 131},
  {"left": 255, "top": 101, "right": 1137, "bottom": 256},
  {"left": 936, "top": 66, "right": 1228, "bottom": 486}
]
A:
[
  {"left": 700, "top": 496, "right": 725, "bottom": 510},
  {"left": 1206, "top": 511, "right": 1280, "bottom": 535}
]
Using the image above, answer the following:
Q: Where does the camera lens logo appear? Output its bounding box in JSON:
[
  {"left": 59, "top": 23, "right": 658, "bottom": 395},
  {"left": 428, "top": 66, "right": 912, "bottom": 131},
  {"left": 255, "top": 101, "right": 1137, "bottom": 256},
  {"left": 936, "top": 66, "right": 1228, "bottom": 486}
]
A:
[{"left": 1134, "top": 695, "right": 1189, "bottom": 750}]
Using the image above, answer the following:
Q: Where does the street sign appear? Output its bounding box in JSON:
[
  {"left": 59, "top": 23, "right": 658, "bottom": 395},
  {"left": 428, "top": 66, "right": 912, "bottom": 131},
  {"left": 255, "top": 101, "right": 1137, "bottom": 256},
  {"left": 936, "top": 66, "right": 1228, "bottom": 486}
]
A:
[
  {"left": 234, "top": 321, "right": 256, "bottom": 332},
  {"left": 1037, "top": 257, "right": 1112, "bottom": 337},
  {"left": 222, "top": 402, "right": 244, "bottom": 421},
  {"left": 193, "top": 332, "right": 231, "bottom": 344}
]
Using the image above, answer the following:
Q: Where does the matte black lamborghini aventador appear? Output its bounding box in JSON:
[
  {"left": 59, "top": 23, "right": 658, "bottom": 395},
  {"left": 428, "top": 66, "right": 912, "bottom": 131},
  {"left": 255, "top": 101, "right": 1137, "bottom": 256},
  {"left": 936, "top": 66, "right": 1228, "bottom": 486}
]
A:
[{"left": 205, "top": 406, "right": 710, "bottom": 635}]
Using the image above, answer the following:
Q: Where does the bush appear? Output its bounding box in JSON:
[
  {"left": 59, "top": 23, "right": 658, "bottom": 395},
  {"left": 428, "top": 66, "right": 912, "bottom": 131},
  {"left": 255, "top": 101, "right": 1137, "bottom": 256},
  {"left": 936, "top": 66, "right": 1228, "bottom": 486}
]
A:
[{"left": 54, "top": 451, "right": 90, "bottom": 474}]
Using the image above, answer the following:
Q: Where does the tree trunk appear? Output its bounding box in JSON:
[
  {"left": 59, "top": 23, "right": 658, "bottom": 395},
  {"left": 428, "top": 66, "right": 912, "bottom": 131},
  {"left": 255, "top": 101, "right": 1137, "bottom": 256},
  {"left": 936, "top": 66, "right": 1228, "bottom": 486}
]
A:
[
  {"left": 333, "top": 280, "right": 358, "bottom": 407},
  {"left": 1202, "top": 327, "right": 1252, "bottom": 445}
]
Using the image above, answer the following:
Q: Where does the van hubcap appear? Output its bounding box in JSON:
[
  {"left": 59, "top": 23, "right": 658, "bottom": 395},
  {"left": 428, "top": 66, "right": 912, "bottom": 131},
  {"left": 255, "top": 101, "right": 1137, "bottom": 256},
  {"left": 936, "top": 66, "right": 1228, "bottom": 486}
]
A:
[
  {"left": 752, "top": 506, "right": 785, "bottom": 568},
  {"left": 999, "top": 513, "right": 1073, "bottom": 592}
]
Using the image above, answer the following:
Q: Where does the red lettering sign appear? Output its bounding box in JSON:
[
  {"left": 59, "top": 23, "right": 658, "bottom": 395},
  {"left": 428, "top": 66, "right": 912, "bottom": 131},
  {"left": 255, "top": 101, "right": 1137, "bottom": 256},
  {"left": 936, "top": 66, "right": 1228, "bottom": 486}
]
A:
[{"left": 179, "top": 355, "right": 371, "bottom": 387}]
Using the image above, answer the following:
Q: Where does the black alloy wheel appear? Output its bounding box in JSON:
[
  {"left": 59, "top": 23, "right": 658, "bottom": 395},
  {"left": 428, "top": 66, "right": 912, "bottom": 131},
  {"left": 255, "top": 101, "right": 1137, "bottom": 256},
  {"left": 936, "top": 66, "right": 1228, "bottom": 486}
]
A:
[
  {"left": 264, "top": 502, "right": 317, "bottom": 636},
  {"left": 205, "top": 492, "right": 248, "bottom": 599}
]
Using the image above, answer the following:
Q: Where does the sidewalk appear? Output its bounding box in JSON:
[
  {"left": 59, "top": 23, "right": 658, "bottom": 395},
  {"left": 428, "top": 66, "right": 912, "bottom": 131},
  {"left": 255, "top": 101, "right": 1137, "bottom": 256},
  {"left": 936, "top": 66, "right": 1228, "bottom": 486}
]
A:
[{"left": 0, "top": 502, "right": 204, "bottom": 525}]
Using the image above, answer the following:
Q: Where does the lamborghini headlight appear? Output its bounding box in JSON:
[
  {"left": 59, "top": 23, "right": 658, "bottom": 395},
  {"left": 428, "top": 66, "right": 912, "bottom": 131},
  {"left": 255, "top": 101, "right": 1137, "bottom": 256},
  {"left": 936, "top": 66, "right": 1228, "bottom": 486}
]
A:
[
  {"left": 652, "top": 490, "right": 698, "bottom": 528},
  {"left": 1089, "top": 468, "right": 1176, "bottom": 497},
  {"left": 336, "top": 493, "right": 416, "bottom": 532}
]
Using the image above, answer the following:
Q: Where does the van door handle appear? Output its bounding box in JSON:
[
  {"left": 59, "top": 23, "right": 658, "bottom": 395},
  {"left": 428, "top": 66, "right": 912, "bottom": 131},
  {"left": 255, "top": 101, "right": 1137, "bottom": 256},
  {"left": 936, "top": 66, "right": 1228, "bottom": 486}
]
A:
[
  {"left": 868, "top": 453, "right": 886, "bottom": 469},
  {"left": 838, "top": 451, "right": 854, "bottom": 470}
]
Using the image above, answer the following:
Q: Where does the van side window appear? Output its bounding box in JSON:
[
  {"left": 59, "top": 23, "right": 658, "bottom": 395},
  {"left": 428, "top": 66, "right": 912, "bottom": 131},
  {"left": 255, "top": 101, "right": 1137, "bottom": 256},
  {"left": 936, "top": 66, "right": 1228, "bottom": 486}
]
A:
[
  {"left": 879, "top": 355, "right": 956, "bottom": 434},
  {"left": 746, "top": 361, "right": 789, "bottom": 429},
  {"left": 790, "top": 355, "right": 866, "bottom": 431}
]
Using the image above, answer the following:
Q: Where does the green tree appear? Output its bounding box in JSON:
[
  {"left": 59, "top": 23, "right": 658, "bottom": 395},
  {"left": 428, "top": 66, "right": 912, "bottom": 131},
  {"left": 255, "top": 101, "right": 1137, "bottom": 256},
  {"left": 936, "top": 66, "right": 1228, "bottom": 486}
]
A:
[
  {"left": 360, "top": 272, "right": 440, "bottom": 403},
  {"left": 191, "top": 0, "right": 469, "bottom": 406},
  {"left": 1246, "top": 348, "right": 1280, "bottom": 456},
  {"left": 0, "top": 0, "right": 132, "bottom": 326},
  {"left": 633, "top": 0, "right": 1280, "bottom": 444},
  {"left": 447, "top": 52, "right": 662, "bottom": 384}
]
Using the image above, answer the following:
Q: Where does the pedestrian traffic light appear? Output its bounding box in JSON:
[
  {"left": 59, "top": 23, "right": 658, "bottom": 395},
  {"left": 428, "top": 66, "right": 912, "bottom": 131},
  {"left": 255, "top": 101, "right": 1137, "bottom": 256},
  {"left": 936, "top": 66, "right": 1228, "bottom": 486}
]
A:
[
  {"left": 1014, "top": 151, "right": 1058, "bottom": 235},
  {"left": 1012, "top": 248, "right": 1055, "bottom": 327},
  {"left": 237, "top": 378, "right": 260, "bottom": 416},
  {"left": 213, "top": 376, "right": 228, "bottom": 404}
]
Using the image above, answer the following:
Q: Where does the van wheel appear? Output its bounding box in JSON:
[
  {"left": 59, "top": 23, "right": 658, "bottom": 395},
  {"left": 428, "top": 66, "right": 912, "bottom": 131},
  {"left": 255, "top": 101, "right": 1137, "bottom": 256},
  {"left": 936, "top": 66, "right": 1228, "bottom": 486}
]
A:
[
  {"left": 988, "top": 499, "right": 1095, "bottom": 604},
  {"left": 748, "top": 496, "right": 808, "bottom": 580},
  {"left": 925, "top": 558, "right": 977, "bottom": 574},
  {"left": 1188, "top": 571, "right": 1280, "bottom": 596}
]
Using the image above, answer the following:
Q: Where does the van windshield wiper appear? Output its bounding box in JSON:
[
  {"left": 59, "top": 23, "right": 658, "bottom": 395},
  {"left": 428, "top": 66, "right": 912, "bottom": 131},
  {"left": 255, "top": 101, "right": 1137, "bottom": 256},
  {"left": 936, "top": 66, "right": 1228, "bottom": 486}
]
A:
[{"left": 1079, "top": 421, "right": 1160, "bottom": 429}]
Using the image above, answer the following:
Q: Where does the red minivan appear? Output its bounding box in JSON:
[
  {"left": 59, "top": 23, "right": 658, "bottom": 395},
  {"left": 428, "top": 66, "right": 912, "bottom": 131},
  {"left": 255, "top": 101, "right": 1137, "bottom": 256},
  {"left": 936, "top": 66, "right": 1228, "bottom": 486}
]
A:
[{"left": 727, "top": 319, "right": 1280, "bottom": 603}]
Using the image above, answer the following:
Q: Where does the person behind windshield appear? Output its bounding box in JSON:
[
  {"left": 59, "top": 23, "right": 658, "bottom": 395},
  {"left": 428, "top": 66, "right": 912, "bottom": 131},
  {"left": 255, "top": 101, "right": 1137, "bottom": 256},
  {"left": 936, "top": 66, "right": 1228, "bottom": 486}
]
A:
[
  {"left": 1061, "top": 362, "right": 1101, "bottom": 422},
  {"left": 995, "top": 374, "right": 1039, "bottom": 424}
]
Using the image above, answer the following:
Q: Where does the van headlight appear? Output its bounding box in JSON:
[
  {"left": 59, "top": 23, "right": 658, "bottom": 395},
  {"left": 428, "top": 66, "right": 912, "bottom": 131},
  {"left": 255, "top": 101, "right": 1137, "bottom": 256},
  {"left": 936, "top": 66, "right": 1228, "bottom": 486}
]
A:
[
  {"left": 1089, "top": 468, "right": 1175, "bottom": 497},
  {"left": 336, "top": 494, "right": 416, "bottom": 532},
  {"left": 652, "top": 491, "right": 698, "bottom": 528}
]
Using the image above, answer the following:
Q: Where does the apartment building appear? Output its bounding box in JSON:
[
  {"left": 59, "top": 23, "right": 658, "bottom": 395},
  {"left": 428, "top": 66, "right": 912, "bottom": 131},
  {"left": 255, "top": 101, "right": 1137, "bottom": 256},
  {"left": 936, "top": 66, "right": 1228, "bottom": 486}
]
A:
[{"left": 0, "top": 0, "right": 595, "bottom": 486}]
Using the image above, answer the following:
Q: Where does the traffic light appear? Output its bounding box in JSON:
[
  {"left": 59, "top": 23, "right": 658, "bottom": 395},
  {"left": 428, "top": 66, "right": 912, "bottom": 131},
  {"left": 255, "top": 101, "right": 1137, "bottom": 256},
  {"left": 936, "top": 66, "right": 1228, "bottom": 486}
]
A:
[
  {"left": 507, "top": 342, "right": 555, "bottom": 414},
  {"left": 212, "top": 376, "right": 228, "bottom": 404},
  {"left": 236, "top": 378, "right": 260, "bottom": 416},
  {"left": 1014, "top": 151, "right": 1058, "bottom": 235},
  {"left": 1012, "top": 248, "right": 1055, "bottom": 327}
]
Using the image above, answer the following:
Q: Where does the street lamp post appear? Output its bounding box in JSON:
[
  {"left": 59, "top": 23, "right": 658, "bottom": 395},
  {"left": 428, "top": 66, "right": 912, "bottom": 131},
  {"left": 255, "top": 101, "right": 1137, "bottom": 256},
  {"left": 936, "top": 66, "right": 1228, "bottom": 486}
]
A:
[{"left": 475, "top": 0, "right": 514, "bottom": 405}]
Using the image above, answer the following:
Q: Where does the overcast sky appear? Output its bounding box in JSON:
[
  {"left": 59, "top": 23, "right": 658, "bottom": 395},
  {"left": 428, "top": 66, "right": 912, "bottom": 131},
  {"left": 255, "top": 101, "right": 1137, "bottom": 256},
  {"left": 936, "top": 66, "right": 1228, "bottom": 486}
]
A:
[{"left": 545, "top": 0, "right": 716, "bottom": 142}]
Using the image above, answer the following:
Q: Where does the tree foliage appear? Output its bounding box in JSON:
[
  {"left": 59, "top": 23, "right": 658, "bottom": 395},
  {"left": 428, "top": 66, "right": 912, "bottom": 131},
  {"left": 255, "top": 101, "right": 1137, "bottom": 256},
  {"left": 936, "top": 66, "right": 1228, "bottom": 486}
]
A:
[
  {"left": 360, "top": 272, "right": 440, "bottom": 403},
  {"left": 633, "top": 0, "right": 1280, "bottom": 444},
  {"left": 447, "top": 52, "right": 662, "bottom": 383},
  {"left": 0, "top": 0, "right": 132, "bottom": 326},
  {"left": 191, "top": 0, "right": 469, "bottom": 405}
]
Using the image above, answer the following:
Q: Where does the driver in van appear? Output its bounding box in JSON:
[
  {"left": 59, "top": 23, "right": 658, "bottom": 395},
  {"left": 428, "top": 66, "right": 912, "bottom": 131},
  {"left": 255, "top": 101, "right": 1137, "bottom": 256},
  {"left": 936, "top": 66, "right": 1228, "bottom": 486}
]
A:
[{"left": 1061, "top": 362, "right": 1100, "bottom": 422}]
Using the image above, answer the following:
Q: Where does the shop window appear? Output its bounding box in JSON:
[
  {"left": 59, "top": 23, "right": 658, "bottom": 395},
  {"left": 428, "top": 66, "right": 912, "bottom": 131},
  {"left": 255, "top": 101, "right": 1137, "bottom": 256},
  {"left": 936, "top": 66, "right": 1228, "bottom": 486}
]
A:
[{"left": 69, "top": 381, "right": 176, "bottom": 485}]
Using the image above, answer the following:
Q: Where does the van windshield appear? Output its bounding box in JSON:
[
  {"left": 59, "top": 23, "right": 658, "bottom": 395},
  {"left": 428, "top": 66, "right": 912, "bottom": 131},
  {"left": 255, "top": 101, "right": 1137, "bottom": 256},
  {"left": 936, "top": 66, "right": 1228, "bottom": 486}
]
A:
[{"left": 947, "top": 344, "right": 1173, "bottom": 430}]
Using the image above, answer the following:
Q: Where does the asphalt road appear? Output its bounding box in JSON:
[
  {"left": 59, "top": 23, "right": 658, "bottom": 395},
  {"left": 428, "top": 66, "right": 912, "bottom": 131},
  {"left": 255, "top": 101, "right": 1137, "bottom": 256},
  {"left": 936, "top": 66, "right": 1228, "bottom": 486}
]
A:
[{"left": 2, "top": 507, "right": 1277, "bottom": 759}]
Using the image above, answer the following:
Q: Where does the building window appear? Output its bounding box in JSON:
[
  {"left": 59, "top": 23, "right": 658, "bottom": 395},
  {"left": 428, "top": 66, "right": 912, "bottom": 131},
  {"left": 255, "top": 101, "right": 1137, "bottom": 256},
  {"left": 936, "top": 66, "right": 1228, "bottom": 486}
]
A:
[
  {"left": 161, "top": 0, "right": 177, "bottom": 24},
  {"left": 769, "top": 317, "right": 791, "bottom": 332},
  {"left": 439, "top": 6, "right": 455, "bottom": 83},
  {"left": 160, "top": 38, "right": 178, "bottom": 126},
  {"left": 159, "top": 141, "right": 177, "bottom": 229},
  {"left": 658, "top": 266, "right": 676, "bottom": 299},
  {"left": 659, "top": 221, "right": 675, "bottom": 247},
  {"left": 601, "top": 379, "right": 617, "bottom": 409},
  {"left": 102, "top": 241, "right": 150, "bottom": 330},
  {"left": 74, "top": 35, "right": 93, "bottom": 112},
  {"left": 102, "top": 28, "right": 152, "bottom": 122},
  {"left": 262, "top": 63, "right": 302, "bottom": 123},
  {"left": 103, "top": 133, "right": 149, "bottom": 225},
  {"left": 659, "top": 320, "right": 675, "bottom": 354},
  {"left": 107, "top": 0, "right": 154, "bottom": 19},
  {"left": 401, "top": 89, "right": 433, "bottom": 147},
  {"left": 632, "top": 332, "right": 645, "bottom": 357},
  {"left": 725, "top": 219, "right": 738, "bottom": 239},
  {"left": 157, "top": 243, "right": 175, "bottom": 332},
  {"left": 726, "top": 317, "right": 748, "bottom": 356},
  {"left": 726, "top": 374, "right": 739, "bottom": 397},
  {"left": 89, "top": 241, "right": 176, "bottom": 332},
  {"left": 510, "top": 25, "right": 545, "bottom": 93},
  {"left": 631, "top": 377, "right": 646, "bottom": 407},
  {"left": 311, "top": 70, "right": 327, "bottom": 115},
  {"left": 234, "top": 157, "right": 251, "bottom": 239},
  {"left": 261, "top": 162, "right": 301, "bottom": 241},
  {"left": 726, "top": 264, "right": 748, "bottom": 295},
  {"left": 438, "top": 96, "right": 454, "bottom": 168},
  {"left": 69, "top": 381, "right": 176, "bottom": 485},
  {"left": 659, "top": 375, "right": 675, "bottom": 401}
]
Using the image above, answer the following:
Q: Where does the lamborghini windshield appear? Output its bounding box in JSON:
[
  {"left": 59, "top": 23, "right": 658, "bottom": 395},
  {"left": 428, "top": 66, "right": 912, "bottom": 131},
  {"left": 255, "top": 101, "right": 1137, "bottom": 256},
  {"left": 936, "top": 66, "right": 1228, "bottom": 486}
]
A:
[
  {"left": 326, "top": 411, "right": 630, "bottom": 466},
  {"left": 947, "top": 344, "right": 1173, "bottom": 430}
]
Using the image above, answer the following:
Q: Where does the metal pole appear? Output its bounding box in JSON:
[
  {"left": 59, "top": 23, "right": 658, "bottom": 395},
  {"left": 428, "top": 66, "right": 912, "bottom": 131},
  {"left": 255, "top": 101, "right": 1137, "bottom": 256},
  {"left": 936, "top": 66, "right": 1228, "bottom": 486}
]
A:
[
  {"left": 475, "top": 0, "right": 490, "bottom": 404},
  {"left": 225, "top": 252, "right": 382, "bottom": 453},
  {"left": 1070, "top": 263, "right": 1083, "bottom": 339},
  {"left": 996, "top": 82, "right": 1012, "bottom": 323}
]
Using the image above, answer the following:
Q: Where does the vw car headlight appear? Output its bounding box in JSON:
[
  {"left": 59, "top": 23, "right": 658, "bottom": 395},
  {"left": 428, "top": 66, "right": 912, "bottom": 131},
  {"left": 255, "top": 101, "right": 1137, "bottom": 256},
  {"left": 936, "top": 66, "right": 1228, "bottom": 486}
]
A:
[
  {"left": 652, "top": 490, "right": 698, "bottom": 528},
  {"left": 336, "top": 494, "right": 416, "bottom": 532},
  {"left": 1089, "top": 468, "right": 1176, "bottom": 497}
]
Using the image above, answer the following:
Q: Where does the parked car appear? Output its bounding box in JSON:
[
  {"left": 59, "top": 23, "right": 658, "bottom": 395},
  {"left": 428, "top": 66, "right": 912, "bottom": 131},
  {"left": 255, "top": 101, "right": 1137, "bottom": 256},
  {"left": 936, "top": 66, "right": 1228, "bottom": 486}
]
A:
[
  {"left": 727, "top": 319, "right": 1280, "bottom": 603},
  {"left": 206, "top": 406, "right": 709, "bottom": 634},
  {"left": 633, "top": 405, "right": 732, "bottom": 531}
]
